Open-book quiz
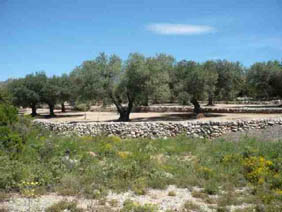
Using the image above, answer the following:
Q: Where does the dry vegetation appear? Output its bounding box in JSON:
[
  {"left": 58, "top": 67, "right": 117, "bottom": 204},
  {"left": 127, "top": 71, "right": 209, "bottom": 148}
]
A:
[{"left": 1, "top": 113, "right": 282, "bottom": 211}]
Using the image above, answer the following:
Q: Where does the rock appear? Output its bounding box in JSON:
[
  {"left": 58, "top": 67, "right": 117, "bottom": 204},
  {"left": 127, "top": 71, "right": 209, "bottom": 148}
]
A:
[
  {"left": 33, "top": 116, "right": 282, "bottom": 139},
  {"left": 88, "top": 151, "right": 97, "bottom": 157}
]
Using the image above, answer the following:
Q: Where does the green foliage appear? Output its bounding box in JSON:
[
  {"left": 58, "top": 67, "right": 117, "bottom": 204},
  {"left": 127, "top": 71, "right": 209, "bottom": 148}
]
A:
[
  {"left": 171, "top": 59, "right": 241, "bottom": 107},
  {"left": 182, "top": 201, "right": 203, "bottom": 212},
  {"left": 46, "top": 200, "right": 84, "bottom": 212},
  {"left": 202, "top": 60, "right": 218, "bottom": 105},
  {"left": 0, "top": 86, "right": 11, "bottom": 104},
  {"left": 174, "top": 60, "right": 207, "bottom": 101},
  {"left": 140, "top": 54, "right": 174, "bottom": 105},
  {"left": 214, "top": 60, "right": 244, "bottom": 101},
  {"left": 5, "top": 54, "right": 281, "bottom": 119},
  {"left": 1, "top": 125, "right": 282, "bottom": 209},
  {"left": 247, "top": 60, "right": 282, "bottom": 99},
  {"left": 74, "top": 103, "right": 90, "bottom": 112},
  {"left": 0, "top": 103, "right": 22, "bottom": 157},
  {"left": 121, "top": 199, "right": 158, "bottom": 212},
  {"left": 7, "top": 72, "right": 74, "bottom": 116},
  {"left": 56, "top": 74, "right": 73, "bottom": 104},
  {"left": 172, "top": 60, "right": 208, "bottom": 112},
  {"left": 41, "top": 76, "right": 61, "bottom": 116},
  {"left": 0, "top": 103, "right": 18, "bottom": 126},
  {"left": 0, "top": 127, "right": 23, "bottom": 156},
  {"left": 7, "top": 72, "right": 47, "bottom": 116}
]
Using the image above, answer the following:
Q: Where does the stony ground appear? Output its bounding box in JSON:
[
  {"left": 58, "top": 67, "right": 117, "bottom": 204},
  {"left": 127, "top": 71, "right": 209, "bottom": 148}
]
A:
[{"left": 0, "top": 185, "right": 251, "bottom": 212}]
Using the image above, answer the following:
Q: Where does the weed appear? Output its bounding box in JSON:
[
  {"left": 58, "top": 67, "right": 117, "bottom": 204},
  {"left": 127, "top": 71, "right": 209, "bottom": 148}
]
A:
[
  {"left": 191, "top": 190, "right": 215, "bottom": 204},
  {"left": 0, "top": 192, "right": 9, "bottom": 202},
  {"left": 168, "top": 191, "right": 176, "bottom": 196},
  {"left": 18, "top": 180, "right": 39, "bottom": 198},
  {"left": 45, "top": 200, "right": 84, "bottom": 212},
  {"left": 121, "top": 199, "right": 158, "bottom": 212},
  {"left": 1, "top": 117, "right": 282, "bottom": 209},
  {"left": 108, "top": 199, "right": 119, "bottom": 207},
  {"left": 182, "top": 201, "right": 203, "bottom": 212}
]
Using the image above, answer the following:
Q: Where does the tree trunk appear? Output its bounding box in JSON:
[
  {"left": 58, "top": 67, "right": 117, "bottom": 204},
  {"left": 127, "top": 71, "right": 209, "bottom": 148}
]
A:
[
  {"left": 118, "top": 110, "right": 130, "bottom": 122},
  {"left": 49, "top": 104, "right": 55, "bottom": 117},
  {"left": 110, "top": 92, "right": 134, "bottom": 122},
  {"left": 31, "top": 104, "right": 37, "bottom": 117},
  {"left": 117, "top": 98, "right": 133, "bottom": 122},
  {"left": 207, "top": 96, "right": 214, "bottom": 106},
  {"left": 191, "top": 98, "right": 202, "bottom": 114},
  {"left": 61, "top": 103, "right": 66, "bottom": 113}
]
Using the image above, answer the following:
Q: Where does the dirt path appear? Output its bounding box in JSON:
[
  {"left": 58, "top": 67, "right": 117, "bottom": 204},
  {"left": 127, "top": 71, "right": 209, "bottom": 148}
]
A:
[
  {"left": 22, "top": 107, "right": 282, "bottom": 123},
  {"left": 26, "top": 110, "right": 281, "bottom": 123}
]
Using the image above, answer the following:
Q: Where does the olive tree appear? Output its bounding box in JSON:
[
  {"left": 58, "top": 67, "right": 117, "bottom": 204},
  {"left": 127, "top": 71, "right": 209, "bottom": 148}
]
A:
[
  {"left": 174, "top": 60, "right": 207, "bottom": 114},
  {"left": 139, "top": 54, "right": 174, "bottom": 105},
  {"left": 7, "top": 72, "right": 47, "bottom": 116},
  {"left": 247, "top": 60, "right": 282, "bottom": 100},
  {"left": 202, "top": 61, "right": 218, "bottom": 106},
  {"left": 70, "top": 58, "right": 106, "bottom": 105},
  {"left": 56, "top": 74, "right": 72, "bottom": 112},
  {"left": 271, "top": 61, "right": 282, "bottom": 100},
  {"left": 41, "top": 76, "right": 60, "bottom": 117},
  {"left": 214, "top": 60, "right": 244, "bottom": 101},
  {"left": 98, "top": 52, "right": 149, "bottom": 121},
  {"left": 71, "top": 53, "right": 150, "bottom": 121}
]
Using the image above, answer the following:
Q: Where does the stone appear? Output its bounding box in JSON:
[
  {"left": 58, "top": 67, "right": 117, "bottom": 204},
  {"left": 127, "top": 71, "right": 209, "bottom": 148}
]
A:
[
  {"left": 88, "top": 151, "right": 97, "bottom": 157},
  {"left": 33, "top": 116, "right": 282, "bottom": 139}
]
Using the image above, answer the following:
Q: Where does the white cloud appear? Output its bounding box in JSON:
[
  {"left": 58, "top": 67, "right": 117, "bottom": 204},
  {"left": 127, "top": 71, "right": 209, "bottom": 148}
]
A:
[{"left": 146, "top": 23, "right": 215, "bottom": 35}]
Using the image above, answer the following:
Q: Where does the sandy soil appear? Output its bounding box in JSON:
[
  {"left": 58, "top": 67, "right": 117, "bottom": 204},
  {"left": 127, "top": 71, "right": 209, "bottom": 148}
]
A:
[{"left": 22, "top": 108, "right": 282, "bottom": 123}]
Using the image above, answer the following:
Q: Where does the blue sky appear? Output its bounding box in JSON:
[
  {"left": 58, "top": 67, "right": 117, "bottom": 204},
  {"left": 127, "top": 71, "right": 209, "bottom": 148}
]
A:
[{"left": 0, "top": 0, "right": 281, "bottom": 80}]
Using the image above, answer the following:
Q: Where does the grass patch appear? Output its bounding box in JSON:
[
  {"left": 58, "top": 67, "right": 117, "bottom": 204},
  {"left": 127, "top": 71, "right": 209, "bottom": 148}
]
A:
[
  {"left": 0, "top": 192, "right": 9, "bottom": 202},
  {"left": 182, "top": 201, "right": 203, "bottom": 212},
  {"left": 45, "top": 200, "right": 84, "bottom": 212},
  {"left": 121, "top": 199, "right": 157, "bottom": 212},
  {"left": 168, "top": 190, "right": 176, "bottom": 196}
]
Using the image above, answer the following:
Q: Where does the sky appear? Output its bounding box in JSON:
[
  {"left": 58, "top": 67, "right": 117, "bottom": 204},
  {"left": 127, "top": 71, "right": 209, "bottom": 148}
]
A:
[{"left": 0, "top": 0, "right": 281, "bottom": 81}]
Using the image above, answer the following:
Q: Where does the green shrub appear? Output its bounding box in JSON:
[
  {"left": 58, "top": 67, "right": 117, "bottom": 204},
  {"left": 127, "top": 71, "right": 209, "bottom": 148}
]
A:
[
  {"left": 0, "top": 124, "right": 282, "bottom": 209},
  {"left": 74, "top": 103, "right": 90, "bottom": 112},
  {"left": 0, "top": 103, "right": 23, "bottom": 157},
  {"left": 46, "top": 200, "right": 84, "bottom": 212},
  {"left": 0, "top": 127, "right": 23, "bottom": 156},
  {"left": 177, "top": 92, "right": 191, "bottom": 105},
  {"left": 0, "top": 103, "right": 18, "bottom": 126},
  {"left": 121, "top": 199, "right": 158, "bottom": 212}
]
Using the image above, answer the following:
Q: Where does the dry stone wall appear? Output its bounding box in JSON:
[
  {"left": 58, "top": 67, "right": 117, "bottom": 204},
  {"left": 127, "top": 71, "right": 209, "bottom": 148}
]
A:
[{"left": 34, "top": 117, "right": 282, "bottom": 139}]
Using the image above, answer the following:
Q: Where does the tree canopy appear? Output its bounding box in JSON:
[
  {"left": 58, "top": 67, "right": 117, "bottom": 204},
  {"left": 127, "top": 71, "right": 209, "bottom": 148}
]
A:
[{"left": 4, "top": 52, "right": 282, "bottom": 121}]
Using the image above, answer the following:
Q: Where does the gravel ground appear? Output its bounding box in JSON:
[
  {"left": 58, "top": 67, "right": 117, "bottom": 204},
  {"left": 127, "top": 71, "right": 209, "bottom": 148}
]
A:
[
  {"left": 0, "top": 185, "right": 253, "bottom": 212},
  {"left": 0, "top": 186, "right": 208, "bottom": 212}
]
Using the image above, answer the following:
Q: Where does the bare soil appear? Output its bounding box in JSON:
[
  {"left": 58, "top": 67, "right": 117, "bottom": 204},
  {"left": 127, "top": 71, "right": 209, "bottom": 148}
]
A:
[{"left": 22, "top": 107, "right": 282, "bottom": 123}]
